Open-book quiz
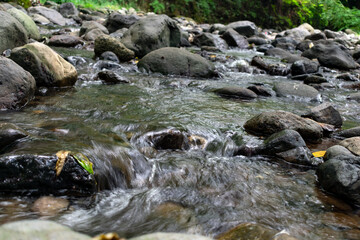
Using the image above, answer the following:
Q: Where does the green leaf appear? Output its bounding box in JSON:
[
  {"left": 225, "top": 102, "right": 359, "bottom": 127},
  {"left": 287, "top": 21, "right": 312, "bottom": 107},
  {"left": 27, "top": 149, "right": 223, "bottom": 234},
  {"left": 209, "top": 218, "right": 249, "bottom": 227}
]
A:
[{"left": 71, "top": 153, "right": 94, "bottom": 175}]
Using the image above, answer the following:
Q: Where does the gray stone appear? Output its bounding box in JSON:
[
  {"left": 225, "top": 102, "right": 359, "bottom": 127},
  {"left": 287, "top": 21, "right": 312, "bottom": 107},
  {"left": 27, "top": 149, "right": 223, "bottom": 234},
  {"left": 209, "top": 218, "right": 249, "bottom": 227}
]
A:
[
  {"left": 338, "top": 126, "right": 360, "bottom": 138},
  {"left": 130, "top": 232, "right": 212, "bottom": 240},
  {"left": 214, "top": 87, "right": 257, "bottom": 100},
  {"left": 284, "top": 27, "right": 310, "bottom": 40},
  {"left": 145, "top": 129, "right": 189, "bottom": 150},
  {"left": 305, "top": 32, "right": 326, "bottom": 41},
  {"left": 121, "top": 15, "right": 181, "bottom": 58},
  {"left": 97, "top": 70, "right": 130, "bottom": 84},
  {"left": 247, "top": 85, "right": 272, "bottom": 97},
  {"left": 79, "top": 21, "right": 108, "bottom": 36},
  {"left": 276, "top": 146, "right": 313, "bottom": 165},
  {"left": 274, "top": 82, "right": 320, "bottom": 100},
  {"left": 83, "top": 28, "right": 106, "bottom": 41},
  {"left": 0, "top": 57, "right": 35, "bottom": 110},
  {"left": 100, "top": 51, "right": 119, "bottom": 62},
  {"left": 244, "top": 110, "right": 323, "bottom": 143},
  {"left": 0, "top": 11, "right": 28, "bottom": 53},
  {"left": 7, "top": 8, "right": 40, "bottom": 40},
  {"left": 226, "top": 20, "right": 258, "bottom": 37},
  {"left": 302, "top": 103, "right": 342, "bottom": 127},
  {"left": 221, "top": 28, "right": 249, "bottom": 49},
  {"left": 247, "top": 37, "right": 268, "bottom": 45},
  {"left": 138, "top": 47, "right": 215, "bottom": 78},
  {"left": 0, "top": 123, "right": 28, "bottom": 149},
  {"left": 0, "top": 220, "right": 91, "bottom": 240},
  {"left": 28, "top": 6, "right": 69, "bottom": 26},
  {"left": 105, "top": 12, "right": 139, "bottom": 33},
  {"left": 291, "top": 60, "right": 319, "bottom": 76},
  {"left": 59, "top": 2, "right": 79, "bottom": 18},
  {"left": 303, "top": 75, "right": 327, "bottom": 84},
  {"left": 194, "top": 32, "right": 228, "bottom": 49},
  {"left": 339, "top": 137, "right": 360, "bottom": 156},
  {"left": 265, "top": 48, "right": 304, "bottom": 63},
  {"left": 324, "top": 145, "right": 355, "bottom": 160},
  {"left": 10, "top": 42, "right": 77, "bottom": 87},
  {"left": 49, "top": 35, "right": 83, "bottom": 47},
  {"left": 31, "top": 13, "right": 51, "bottom": 25},
  {"left": 95, "top": 35, "right": 135, "bottom": 62}
]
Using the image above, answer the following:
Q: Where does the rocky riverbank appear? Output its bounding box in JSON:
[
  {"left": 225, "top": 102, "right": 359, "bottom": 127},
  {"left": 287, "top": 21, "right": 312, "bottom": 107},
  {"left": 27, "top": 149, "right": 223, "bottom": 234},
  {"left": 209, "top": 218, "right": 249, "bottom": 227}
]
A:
[{"left": 0, "top": 1, "right": 360, "bottom": 240}]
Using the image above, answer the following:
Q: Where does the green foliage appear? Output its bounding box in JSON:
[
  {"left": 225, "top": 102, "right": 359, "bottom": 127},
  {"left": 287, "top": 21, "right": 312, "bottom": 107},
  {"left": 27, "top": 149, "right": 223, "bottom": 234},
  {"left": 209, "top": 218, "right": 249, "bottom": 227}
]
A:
[
  {"left": 16, "top": 0, "right": 31, "bottom": 8},
  {"left": 149, "top": 0, "right": 165, "bottom": 13}
]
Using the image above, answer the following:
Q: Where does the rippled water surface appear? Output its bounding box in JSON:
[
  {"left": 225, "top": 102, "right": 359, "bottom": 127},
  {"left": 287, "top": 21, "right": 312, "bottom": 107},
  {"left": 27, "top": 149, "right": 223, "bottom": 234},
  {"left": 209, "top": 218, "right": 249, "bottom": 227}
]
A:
[{"left": 0, "top": 48, "right": 360, "bottom": 239}]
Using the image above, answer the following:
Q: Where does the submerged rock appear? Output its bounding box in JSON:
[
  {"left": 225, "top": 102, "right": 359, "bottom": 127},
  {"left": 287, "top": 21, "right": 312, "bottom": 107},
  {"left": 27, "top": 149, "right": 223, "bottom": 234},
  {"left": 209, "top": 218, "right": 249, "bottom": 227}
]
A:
[
  {"left": 217, "top": 223, "right": 276, "bottom": 240},
  {"left": 214, "top": 86, "right": 257, "bottom": 100},
  {"left": 0, "top": 123, "right": 28, "bottom": 150},
  {"left": 274, "top": 82, "right": 320, "bottom": 100},
  {"left": 0, "top": 220, "right": 91, "bottom": 240},
  {"left": 0, "top": 154, "right": 97, "bottom": 195},
  {"left": 137, "top": 47, "right": 215, "bottom": 78},
  {"left": 302, "top": 103, "right": 342, "bottom": 128},
  {"left": 121, "top": 14, "right": 181, "bottom": 57},
  {"left": 244, "top": 110, "right": 323, "bottom": 143},
  {"left": 31, "top": 196, "right": 69, "bottom": 216},
  {"left": 145, "top": 129, "right": 190, "bottom": 150},
  {"left": 0, "top": 57, "right": 36, "bottom": 110},
  {"left": 0, "top": 11, "right": 28, "bottom": 53},
  {"left": 10, "top": 42, "right": 77, "bottom": 87},
  {"left": 94, "top": 35, "right": 135, "bottom": 62}
]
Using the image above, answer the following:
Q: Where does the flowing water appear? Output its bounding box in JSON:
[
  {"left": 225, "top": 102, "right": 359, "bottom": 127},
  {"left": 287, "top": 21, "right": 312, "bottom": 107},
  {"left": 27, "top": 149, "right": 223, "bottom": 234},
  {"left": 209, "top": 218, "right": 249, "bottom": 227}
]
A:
[{"left": 0, "top": 47, "right": 360, "bottom": 239}]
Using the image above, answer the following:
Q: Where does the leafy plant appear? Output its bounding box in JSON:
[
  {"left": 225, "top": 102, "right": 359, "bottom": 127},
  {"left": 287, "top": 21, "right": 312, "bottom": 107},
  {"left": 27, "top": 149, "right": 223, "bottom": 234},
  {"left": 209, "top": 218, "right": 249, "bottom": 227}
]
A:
[{"left": 150, "top": 0, "right": 165, "bottom": 13}]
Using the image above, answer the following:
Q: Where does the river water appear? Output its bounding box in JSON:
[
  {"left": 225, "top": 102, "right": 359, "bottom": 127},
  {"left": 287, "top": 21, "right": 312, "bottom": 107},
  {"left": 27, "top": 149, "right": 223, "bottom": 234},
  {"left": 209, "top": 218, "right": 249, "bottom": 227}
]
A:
[{"left": 0, "top": 47, "right": 359, "bottom": 239}]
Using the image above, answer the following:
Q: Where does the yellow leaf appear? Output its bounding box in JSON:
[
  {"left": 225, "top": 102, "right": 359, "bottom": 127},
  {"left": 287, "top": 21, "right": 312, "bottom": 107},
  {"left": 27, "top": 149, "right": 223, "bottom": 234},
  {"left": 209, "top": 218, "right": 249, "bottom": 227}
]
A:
[
  {"left": 33, "top": 110, "right": 45, "bottom": 114},
  {"left": 210, "top": 54, "right": 216, "bottom": 58},
  {"left": 92, "top": 233, "right": 124, "bottom": 240},
  {"left": 312, "top": 151, "right": 326, "bottom": 158},
  {"left": 55, "top": 150, "right": 71, "bottom": 176}
]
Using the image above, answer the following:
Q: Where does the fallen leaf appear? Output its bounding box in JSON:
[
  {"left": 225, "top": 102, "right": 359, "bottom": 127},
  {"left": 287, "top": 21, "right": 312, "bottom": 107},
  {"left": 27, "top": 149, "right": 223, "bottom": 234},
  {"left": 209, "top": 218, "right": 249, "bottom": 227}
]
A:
[
  {"left": 71, "top": 152, "right": 94, "bottom": 175},
  {"left": 312, "top": 151, "right": 326, "bottom": 158},
  {"left": 55, "top": 150, "right": 71, "bottom": 176},
  {"left": 92, "top": 233, "right": 124, "bottom": 240},
  {"left": 309, "top": 42, "right": 314, "bottom": 48},
  {"left": 209, "top": 54, "right": 216, "bottom": 58},
  {"left": 33, "top": 110, "right": 45, "bottom": 114}
]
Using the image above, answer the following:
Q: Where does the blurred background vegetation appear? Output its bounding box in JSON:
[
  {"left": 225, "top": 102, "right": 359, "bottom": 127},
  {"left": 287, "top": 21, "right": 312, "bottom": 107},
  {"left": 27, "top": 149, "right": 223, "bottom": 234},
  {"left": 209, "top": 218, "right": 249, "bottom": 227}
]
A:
[{"left": 4, "top": 0, "right": 360, "bottom": 32}]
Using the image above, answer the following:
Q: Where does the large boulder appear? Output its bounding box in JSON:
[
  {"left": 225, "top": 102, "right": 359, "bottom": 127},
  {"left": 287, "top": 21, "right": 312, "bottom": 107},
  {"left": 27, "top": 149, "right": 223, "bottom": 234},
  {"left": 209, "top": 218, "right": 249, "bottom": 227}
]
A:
[
  {"left": 10, "top": 42, "right": 77, "bottom": 87},
  {"left": 0, "top": 220, "right": 91, "bottom": 240},
  {"left": 226, "top": 20, "right": 258, "bottom": 37},
  {"left": 137, "top": 47, "right": 215, "bottom": 78},
  {"left": 274, "top": 82, "right": 320, "bottom": 100},
  {"left": 244, "top": 110, "right": 323, "bottom": 143},
  {"left": 302, "top": 43, "right": 358, "bottom": 70},
  {"left": 28, "top": 6, "right": 69, "bottom": 26},
  {"left": 302, "top": 103, "right": 342, "bottom": 128},
  {"left": 221, "top": 28, "right": 249, "bottom": 49},
  {"left": 94, "top": 35, "right": 134, "bottom": 62},
  {"left": 59, "top": 2, "right": 79, "bottom": 18},
  {"left": 0, "top": 57, "right": 35, "bottom": 110},
  {"left": 0, "top": 11, "right": 28, "bottom": 53},
  {"left": 121, "top": 14, "right": 181, "bottom": 57},
  {"left": 0, "top": 154, "right": 96, "bottom": 195},
  {"left": 7, "top": 8, "right": 40, "bottom": 40},
  {"left": 105, "top": 12, "right": 139, "bottom": 33},
  {"left": 317, "top": 155, "right": 360, "bottom": 205}
]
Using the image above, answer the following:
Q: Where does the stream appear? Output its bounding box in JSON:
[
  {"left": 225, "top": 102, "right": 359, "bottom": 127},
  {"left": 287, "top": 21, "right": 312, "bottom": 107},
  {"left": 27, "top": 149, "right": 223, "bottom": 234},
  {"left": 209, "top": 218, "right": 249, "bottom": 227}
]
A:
[{"left": 0, "top": 46, "right": 360, "bottom": 239}]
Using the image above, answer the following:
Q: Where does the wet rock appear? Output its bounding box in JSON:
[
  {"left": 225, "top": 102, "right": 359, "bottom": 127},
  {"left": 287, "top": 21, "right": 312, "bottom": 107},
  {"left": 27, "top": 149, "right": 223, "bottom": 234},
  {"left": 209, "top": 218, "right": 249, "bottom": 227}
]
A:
[
  {"left": 138, "top": 47, "right": 215, "bottom": 78},
  {"left": 267, "top": 64, "right": 291, "bottom": 76},
  {"left": 226, "top": 20, "right": 258, "bottom": 37},
  {"left": 257, "top": 44, "right": 274, "bottom": 53},
  {"left": 247, "top": 37, "right": 268, "bottom": 45},
  {"left": 31, "top": 196, "right": 69, "bottom": 216},
  {"left": 0, "top": 11, "right": 28, "bottom": 53},
  {"left": 336, "top": 73, "right": 359, "bottom": 82},
  {"left": 244, "top": 110, "right": 323, "bottom": 143},
  {"left": 324, "top": 29, "right": 338, "bottom": 39},
  {"left": 0, "top": 57, "right": 36, "bottom": 110},
  {"left": 94, "top": 35, "right": 135, "bottom": 62},
  {"left": 194, "top": 32, "right": 228, "bottom": 49},
  {"left": 324, "top": 145, "right": 355, "bottom": 161},
  {"left": 121, "top": 14, "right": 181, "bottom": 58},
  {"left": 146, "top": 129, "right": 189, "bottom": 150},
  {"left": 130, "top": 232, "right": 212, "bottom": 240},
  {"left": 65, "top": 56, "right": 86, "bottom": 66},
  {"left": 0, "top": 220, "right": 91, "bottom": 240},
  {"left": 96, "top": 70, "right": 130, "bottom": 84},
  {"left": 214, "top": 87, "right": 257, "bottom": 100},
  {"left": 59, "top": 2, "right": 79, "bottom": 18},
  {"left": 337, "top": 126, "right": 360, "bottom": 138},
  {"left": 265, "top": 48, "right": 304, "bottom": 63},
  {"left": 110, "top": 28, "right": 128, "bottom": 39},
  {"left": 221, "top": 28, "right": 249, "bottom": 49},
  {"left": 93, "top": 60, "right": 122, "bottom": 71},
  {"left": 303, "top": 75, "right": 327, "bottom": 84},
  {"left": 105, "top": 12, "right": 139, "bottom": 33},
  {"left": 217, "top": 223, "right": 277, "bottom": 240},
  {"left": 0, "top": 123, "right": 28, "bottom": 150},
  {"left": 0, "top": 154, "right": 97, "bottom": 195},
  {"left": 250, "top": 56, "right": 268, "bottom": 71},
  {"left": 302, "top": 43, "right": 358, "bottom": 70},
  {"left": 100, "top": 51, "right": 119, "bottom": 63},
  {"left": 247, "top": 85, "right": 272, "bottom": 97},
  {"left": 302, "top": 103, "right": 342, "bottom": 127},
  {"left": 339, "top": 137, "right": 360, "bottom": 156},
  {"left": 49, "top": 35, "right": 83, "bottom": 47},
  {"left": 305, "top": 32, "right": 327, "bottom": 41},
  {"left": 284, "top": 27, "right": 310, "bottom": 40},
  {"left": 79, "top": 20, "right": 109, "bottom": 37},
  {"left": 317, "top": 155, "right": 360, "bottom": 206},
  {"left": 272, "top": 37, "right": 298, "bottom": 48},
  {"left": 7, "top": 8, "right": 40, "bottom": 40},
  {"left": 274, "top": 82, "right": 320, "bottom": 100},
  {"left": 10, "top": 42, "right": 77, "bottom": 87},
  {"left": 31, "top": 13, "right": 51, "bottom": 25},
  {"left": 0, "top": 3, "right": 14, "bottom": 11},
  {"left": 257, "top": 129, "right": 313, "bottom": 165},
  {"left": 296, "top": 39, "right": 313, "bottom": 52},
  {"left": 291, "top": 60, "right": 319, "bottom": 76},
  {"left": 28, "top": 6, "right": 69, "bottom": 26}
]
